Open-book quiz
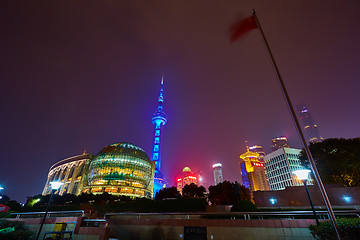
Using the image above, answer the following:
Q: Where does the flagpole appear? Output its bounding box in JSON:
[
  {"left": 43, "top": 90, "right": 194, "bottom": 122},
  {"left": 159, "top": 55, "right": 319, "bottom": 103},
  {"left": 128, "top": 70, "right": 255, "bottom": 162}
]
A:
[{"left": 251, "top": 9, "right": 341, "bottom": 240}]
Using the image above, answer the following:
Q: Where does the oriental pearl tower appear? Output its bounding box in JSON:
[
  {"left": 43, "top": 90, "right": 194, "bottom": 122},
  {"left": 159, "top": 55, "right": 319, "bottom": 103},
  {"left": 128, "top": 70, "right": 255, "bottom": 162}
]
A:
[{"left": 151, "top": 75, "right": 167, "bottom": 196}]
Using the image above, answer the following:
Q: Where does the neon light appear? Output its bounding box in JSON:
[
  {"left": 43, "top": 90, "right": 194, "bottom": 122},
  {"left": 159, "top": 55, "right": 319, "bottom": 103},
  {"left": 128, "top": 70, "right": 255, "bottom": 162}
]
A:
[
  {"left": 269, "top": 198, "right": 277, "bottom": 205},
  {"left": 253, "top": 162, "right": 264, "bottom": 167},
  {"left": 212, "top": 163, "right": 222, "bottom": 168},
  {"left": 177, "top": 178, "right": 182, "bottom": 182}
]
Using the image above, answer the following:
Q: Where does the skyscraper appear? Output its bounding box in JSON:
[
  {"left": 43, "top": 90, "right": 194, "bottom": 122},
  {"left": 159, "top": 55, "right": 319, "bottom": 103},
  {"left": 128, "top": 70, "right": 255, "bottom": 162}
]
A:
[
  {"left": 270, "top": 136, "right": 290, "bottom": 152},
  {"left": 296, "top": 104, "right": 323, "bottom": 143},
  {"left": 249, "top": 145, "right": 266, "bottom": 162},
  {"left": 264, "top": 147, "right": 313, "bottom": 191},
  {"left": 239, "top": 147, "right": 269, "bottom": 192},
  {"left": 151, "top": 76, "right": 167, "bottom": 195},
  {"left": 212, "top": 163, "right": 223, "bottom": 185},
  {"left": 176, "top": 167, "right": 198, "bottom": 193}
]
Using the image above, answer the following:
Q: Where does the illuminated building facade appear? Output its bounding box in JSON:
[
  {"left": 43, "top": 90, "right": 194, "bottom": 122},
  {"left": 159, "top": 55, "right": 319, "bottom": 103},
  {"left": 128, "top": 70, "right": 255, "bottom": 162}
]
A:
[
  {"left": 239, "top": 148, "right": 269, "bottom": 192},
  {"left": 270, "top": 136, "right": 290, "bottom": 152},
  {"left": 151, "top": 77, "right": 167, "bottom": 195},
  {"left": 264, "top": 147, "right": 313, "bottom": 191},
  {"left": 42, "top": 154, "right": 92, "bottom": 196},
  {"left": 249, "top": 145, "right": 266, "bottom": 162},
  {"left": 176, "top": 167, "right": 198, "bottom": 193},
  {"left": 82, "top": 143, "right": 155, "bottom": 198},
  {"left": 296, "top": 104, "right": 323, "bottom": 143},
  {"left": 212, "top": 163, "right": 223, "bottom": 185}
]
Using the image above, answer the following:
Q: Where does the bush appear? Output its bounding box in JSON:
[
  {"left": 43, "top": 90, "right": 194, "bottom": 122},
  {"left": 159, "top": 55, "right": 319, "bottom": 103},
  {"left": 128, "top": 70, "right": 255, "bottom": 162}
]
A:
[
  {"left": 231, "top": 200, "right": 257, "bottom": 212},
  {"left": 309, "top": 218, "right": 360, "bottom": 240},
  {"left": 0, "top": 219, "right": 33, "bottom": 240},
  {"left": 103, "top": 197, "right": 207, "bottom": 213}
]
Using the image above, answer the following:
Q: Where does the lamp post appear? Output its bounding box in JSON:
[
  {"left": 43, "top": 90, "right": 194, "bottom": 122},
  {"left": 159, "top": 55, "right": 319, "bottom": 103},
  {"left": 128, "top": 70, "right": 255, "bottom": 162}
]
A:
[
  {"left": 293, "top": 169, "right": 319, "bottom": 225},
  {"left": 35, "top": 181, "right": 63, "bottom": 240}
]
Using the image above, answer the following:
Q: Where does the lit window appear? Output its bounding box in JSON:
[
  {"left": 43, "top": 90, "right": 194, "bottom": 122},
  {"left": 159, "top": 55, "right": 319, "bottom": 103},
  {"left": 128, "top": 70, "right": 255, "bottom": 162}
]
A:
[{"left": 154, "top": 145, "right": 159, "bottom": 152}]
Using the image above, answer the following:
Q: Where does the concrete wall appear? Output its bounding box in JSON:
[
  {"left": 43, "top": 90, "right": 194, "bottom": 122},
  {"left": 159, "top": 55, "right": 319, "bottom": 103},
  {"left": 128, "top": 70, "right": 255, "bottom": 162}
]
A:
[
  {"left": 107, "top": 218, "right": 316, "bottom": 240},
  {"left": 8, "top": 216, "right": 108, "bottom": 240},
  {"left": 253, "top": 184, "right": 360, "bottom": 208}
]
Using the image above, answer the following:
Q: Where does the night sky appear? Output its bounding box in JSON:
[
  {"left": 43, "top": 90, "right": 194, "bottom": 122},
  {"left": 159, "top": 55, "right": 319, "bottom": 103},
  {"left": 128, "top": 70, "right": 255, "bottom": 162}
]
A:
[{"left": 1, "top": 1, "right": 360, "bottom": 202}]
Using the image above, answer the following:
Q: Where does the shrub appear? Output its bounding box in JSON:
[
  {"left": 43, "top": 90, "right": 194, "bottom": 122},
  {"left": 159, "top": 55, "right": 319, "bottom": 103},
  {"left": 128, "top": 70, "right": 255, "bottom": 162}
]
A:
[
  {"left": 231, "top": 200, "right": 257, "bottom": 212},
  {"left": 309, "top": 218, "right": 360, "bottom": 240},
  {"left": 0, "top": 219, "right": 33, "bottom": 240}
]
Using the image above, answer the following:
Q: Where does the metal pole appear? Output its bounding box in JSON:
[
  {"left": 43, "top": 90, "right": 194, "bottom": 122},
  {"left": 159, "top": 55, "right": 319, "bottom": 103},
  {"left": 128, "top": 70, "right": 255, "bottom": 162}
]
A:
[
  {"left": 303, "top": 180, "right": 319, "bottom": 225},
  {"left": 252, "top": 9, "right": 341, "bottom": 240},
  {"left": 35, "top": 190, "right": 54, "bottom": 240}
]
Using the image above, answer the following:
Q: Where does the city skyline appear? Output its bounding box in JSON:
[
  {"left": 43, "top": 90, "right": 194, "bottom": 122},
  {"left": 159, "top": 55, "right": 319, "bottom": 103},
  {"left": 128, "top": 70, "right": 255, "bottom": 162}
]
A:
[{"left": 1, "top": 1, "right": 360, "bottom": 202}]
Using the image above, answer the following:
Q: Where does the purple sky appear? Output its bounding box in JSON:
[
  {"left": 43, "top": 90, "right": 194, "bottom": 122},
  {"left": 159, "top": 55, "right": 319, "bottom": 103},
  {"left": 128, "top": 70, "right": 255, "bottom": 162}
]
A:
[{"left": 1, "top": 1, "right": 360, "bottom": 202}]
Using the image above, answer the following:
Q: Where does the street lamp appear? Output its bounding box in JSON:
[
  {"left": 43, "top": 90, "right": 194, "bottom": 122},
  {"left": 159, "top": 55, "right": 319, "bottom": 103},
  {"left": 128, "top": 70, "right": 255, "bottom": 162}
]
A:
[
  {"left": 293, "top": 169, "right": 319, "bottom": 225},
  {"left": 35, "top": 181, "right": 63, "bottom": 240},
  {"left": 0, "top": 186, "right": 3, "bottom": 200}
]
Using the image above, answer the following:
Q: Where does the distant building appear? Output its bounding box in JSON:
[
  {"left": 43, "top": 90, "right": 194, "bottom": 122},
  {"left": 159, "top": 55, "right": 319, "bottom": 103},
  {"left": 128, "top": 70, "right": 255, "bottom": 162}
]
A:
[
  {"left": 249, "top": 145, "right": 266, "bottom": 162},
  {"left": 264, "top": 147, "right": 313, "bottom": 191},
  {"left": 270, "top": 136, "right": 290, "bottom": 152},
  {"left": 176, "top": 167, "right": 198, "bottom": 193},
  {"left": 296, "top": 104, "right": 323, "bottom": 143},
  {"left": 212, "top": 163, "right": 223, "bottom": 185},
  {"left": 239, "top": 147, "right": 269, "bottom": 192}
]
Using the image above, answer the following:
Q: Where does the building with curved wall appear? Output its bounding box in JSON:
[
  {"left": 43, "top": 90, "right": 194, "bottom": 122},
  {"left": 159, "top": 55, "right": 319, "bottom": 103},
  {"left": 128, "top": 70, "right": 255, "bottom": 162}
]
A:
[
  {"left": 82, "top": 142, "right": 155, "bottom": 198},
  {"left": 42, "top": 153, "right": 92, "bottom": 196}
]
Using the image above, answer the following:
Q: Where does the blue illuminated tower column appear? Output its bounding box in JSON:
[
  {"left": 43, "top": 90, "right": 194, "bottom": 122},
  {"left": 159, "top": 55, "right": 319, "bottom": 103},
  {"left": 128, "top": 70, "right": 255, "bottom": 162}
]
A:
[{"left": 151, "top": 76, "right": 167, "bottom": 196}]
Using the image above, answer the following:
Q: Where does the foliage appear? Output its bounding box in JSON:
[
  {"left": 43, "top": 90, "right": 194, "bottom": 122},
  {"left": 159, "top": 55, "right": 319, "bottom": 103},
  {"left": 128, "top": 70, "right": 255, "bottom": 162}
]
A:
[
  {"left": 154, "top": 187, "right": 180, "bottom": 200},
  {"left": 0, "top": 195, "right": 21, "bottom": 212},
  {"left": 102, "top": 197, "right": 207, "bottom": 212},
  {"left": 309, "top": 218, "right": 360, "bottom": 240},
  {"left": 300, "top": 138, "right": 360, "bottom": 187},
  {"left": 231, "top": 200, "right": 257, "bottom": 212},
  {"left": 182, "top": 183, "right": 206, "bottom": 198},
  {"left": 208, "top": 181, "right": 251, "bottom": 205},
  {"left": 0, "top": 219, "right": 33, "bottom": 240}
]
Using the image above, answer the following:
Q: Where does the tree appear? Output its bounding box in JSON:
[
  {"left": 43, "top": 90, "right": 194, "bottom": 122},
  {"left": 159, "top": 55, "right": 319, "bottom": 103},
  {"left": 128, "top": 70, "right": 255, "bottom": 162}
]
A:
[
  {"left": 182, "top": 183, "right": 206, "bottom": 198},
  {"left": 154, "top": 187, "right": 180, "bottom": 200},
  {"left": 208, "top": 181, "right": 251, "bottom": 205},
  {"left": 300, "top": 138, "right": 360, "bottom": 187}
]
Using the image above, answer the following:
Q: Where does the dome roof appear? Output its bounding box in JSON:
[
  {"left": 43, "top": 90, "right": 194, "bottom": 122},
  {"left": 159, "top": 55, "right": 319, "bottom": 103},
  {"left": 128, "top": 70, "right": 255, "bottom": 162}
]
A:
[
  {"left": 182, "top": 167, "right": 192, "bottom": 172},
  {"left": 83, "top": 142, "right": 154, "bottom": 198},
  {"left": 96, "top": 142, "right": 150, "bottom": 162}
]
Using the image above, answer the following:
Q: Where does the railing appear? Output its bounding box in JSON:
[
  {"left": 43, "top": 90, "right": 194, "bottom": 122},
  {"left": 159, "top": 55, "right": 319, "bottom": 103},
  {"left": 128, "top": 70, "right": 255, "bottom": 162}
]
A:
[
  {"left": 104, "top": 210, "right": 360, "bottom": 220},
  {"left": 10, "top": 210, "right": 85, "bottom": 219}
]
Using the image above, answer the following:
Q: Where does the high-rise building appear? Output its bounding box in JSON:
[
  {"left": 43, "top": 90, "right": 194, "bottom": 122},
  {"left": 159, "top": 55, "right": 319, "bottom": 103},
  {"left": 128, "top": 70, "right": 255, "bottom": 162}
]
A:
[
  {"left": 270, "top": 136, "right": 290, "bottom": 152},
  {"left": 264, "top": 147, "right": 313, "bottom": 191},
  {"left": 296, "top": 104, "right": 323, "bottom": 143},
  {"left": 239, "top": 147, "right": 269, "bottom": 192},
  {"left": 176, "top": 167, "right": 198, "bottom": 193},
  {"left": 249, "top": 145, "right": 266, "bottom": 162},
  {"left": 151, "top": 76, "right": 167, "bottom": 195},
  {"left": 212, "top": 163, "right": 223, "bottom": 185}
]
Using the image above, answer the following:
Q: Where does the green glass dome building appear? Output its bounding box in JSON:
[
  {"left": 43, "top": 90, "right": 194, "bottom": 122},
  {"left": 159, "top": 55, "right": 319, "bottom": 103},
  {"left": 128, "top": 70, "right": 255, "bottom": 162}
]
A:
[{"left": 82, "top": 142, "right": 154, "bottom": 198}]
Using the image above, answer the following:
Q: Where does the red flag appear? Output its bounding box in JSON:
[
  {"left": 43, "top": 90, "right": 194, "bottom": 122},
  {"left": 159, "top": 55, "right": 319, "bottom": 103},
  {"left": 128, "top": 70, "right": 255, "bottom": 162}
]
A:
[
  {"left": 0, "top": 204, "right": 10, "bottom": 213},
  {"left": 230, "top": 15, "right": 257, "bottom": 42}
]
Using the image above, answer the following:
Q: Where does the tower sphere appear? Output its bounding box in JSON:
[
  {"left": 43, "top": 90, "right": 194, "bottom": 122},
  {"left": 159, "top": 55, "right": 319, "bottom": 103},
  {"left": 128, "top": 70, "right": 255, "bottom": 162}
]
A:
[
  {"left": 152, "top": 111, "right": 167, "bottom": 125},
  {"left": 83, "top": 142, "right": 154, "bottom": 198}
]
